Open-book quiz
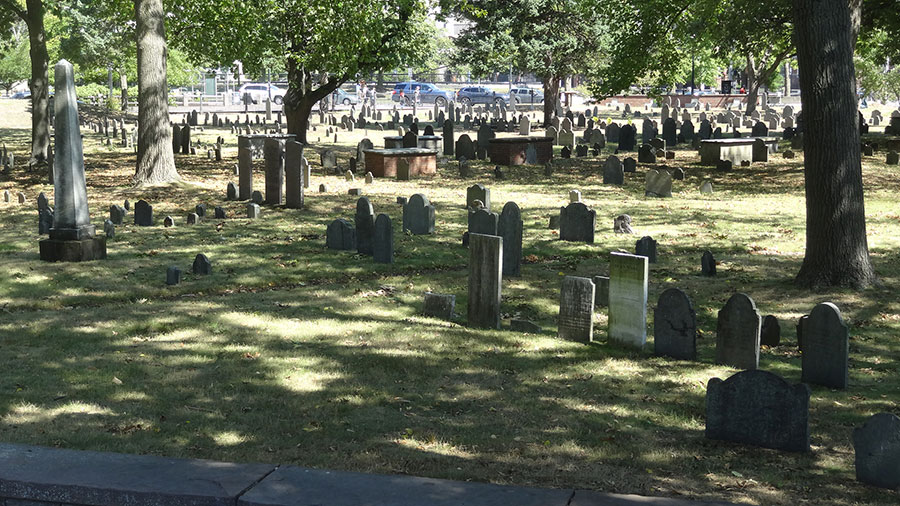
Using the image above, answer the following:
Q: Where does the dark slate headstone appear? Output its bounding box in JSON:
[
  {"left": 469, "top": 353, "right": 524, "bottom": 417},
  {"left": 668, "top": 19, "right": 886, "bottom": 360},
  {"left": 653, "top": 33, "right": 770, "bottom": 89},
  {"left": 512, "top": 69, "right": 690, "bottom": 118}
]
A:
[
  {"left": 760, "top": 315, "right": 781, "bottom": 347},
  {"left": 40, "top": 207, "right": 54, "bottom": 235},
  {"left": 354, "top": 197, "right": 375, "bottom": 256},
  {"left": 423, "top": 292, "right": 455, "bottom": 319},
  {"left": 166, "top": 266, "right": 181, "bottom": 286},
  {"left": 468, "top": 208, "right": 499, "bottom": 236},
  {"left": 706, "top": 370, "right": 810, "bottom": 452},
  {"left": 467, "top": 233, "right": 502, "bottom": 329},
  {"left": 109, "top": 204, "right": 126, "bottom": 225},
  {"left": 214, "top": 206, "right": 226, "bottom": 219},
  {"left": 662, "top": 118, "right": 677, "bottom": 146},
  {"left": 498, "top": 201, "right": 523, "bottom": 277},
  {"left": 134, "top": 200, "right": 152, "bottom": 226},
  {"left": 402, "top": 194, "right": 435, "bottom": 235},
  {"left": 195, "top": 204, "right": 206, "bottom": 218},
  {"left": 637, "top": 144, "right": 656, "bottom": 163},
  {"left": 186, "top": 213, "right": 199, "bottom": 225},
  {"left": 559, "top": 202, "right": 595, "bottom": 243},
  {"left": 561, "top": 146, "right": 571, "bottom": 159},
  {"left": 466, "top": 183, "right": 491, "bottom": 212},
  {"left": 654, "top": 288, "right": 697, "bottom": 360},
  {"left": 192, "top": 254, "right": 212, "bottom": 275},
  {"left": 326, "top": 218, "right": 356, "bottom": 251},
  {"left": 558, "top": 276, "right": 595, "bottom": 343},
  {"left": 455, "top": 134, "right": 475, "bottom": 161},
  {"left": 402, "top": 130, "right": 418, "bottom": 148},
  {"left": 263, "top": 138, "right": 285, "bottom": 205},
  {"left": 853, "top": 412, "right": 900, "bottom": 490},
  {"left": 442, "top": 121, "right": 455, "bottom": 156},
  {"left": 373, "top": 214, "right": 393, "bottom": 264},
  {"left": 226, "top": 182, "right": 237, "bottom": 201},
  {"left": 623, "top": 157, "right": 636, "bottom": 173},
  {"left": 592, "top": 276, "right": 609, "bottom": 307},
  {"left": 617, "top": 124, "right": 636, "bottom": 151},
  {"left": 715, "top": 293, "right": 762, "bottom": 370},
  {"left": 634, "top": 236, "right": 657, "bottom": 263},
  {"left": 163, "top": 216, "right": 175, "bottom": 228},
  {"left": 801, "top": 302, "right": 849, "bottom": 389},
  {"left": 602, "top": 156, "right": 624, "bottom": 185},
  {"left": 701, "top": 251, "right": 716, "bottom": 276},
  {"left": 752, "top": 138, "right": 769, "bottom": 162}
]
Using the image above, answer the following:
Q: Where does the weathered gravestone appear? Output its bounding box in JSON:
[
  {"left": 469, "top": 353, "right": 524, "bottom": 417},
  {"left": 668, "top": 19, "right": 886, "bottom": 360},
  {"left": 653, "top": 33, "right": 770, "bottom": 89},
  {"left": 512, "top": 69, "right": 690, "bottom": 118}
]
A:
[
  {"left": 263, "top": 138, "right": 284, "bottom": 205},
  {"left": 134, "top": 200, "right": 153, "bottom": 226},
  {"left": 559, "top": 202, "right": 595, "bottom": 243},
  {"left": 608, "top": 252, "right": 649, "bottom": 348},
  {"left": 468, "top": 208, "right": 499, "bottom": 236},
  {"left": 402, "top": 194, "right": 435, "bottom": 235},
  {"left": 423, "top": 292, "right": 455, "bottom": 320},
  {"left": 320, "top": 149, "right": 337, "bottom": 172},
  {"left": 186, "top": 213, "right": 199, "bottom": 225},
  {"left": 166, "top": 266, "right": 182, "bottom": 286},
  {"left": 238, "top": 136, "right": 253, "bottom": 200},
  {"left": 662, "top": 118, "right": 677, "bottom": 146},
  {"left": 638, "top": 144, "right": 656, "bottom": 164},
  {"left": 103, "top": 219, "right": 114, "bottom": 239},
  {"left": 442, "top": 121, "right": 455, "bottom": 156},
  {"left": 569, "top": 190, "right": 581, "bottom": 203},
  {"left": 603, "top": 156, "right": 624, "bottom": 185},
  {"left": 355, "top": 197, "right": 376, "bottom": 256},
  {"left": 226, "top": 182, "right": 238, "bottom": 201},
  {"left": 109, "top": 205, "right": 126, "bottom": 225},
  {"left": 801, "top": 302, "right": 849, "bottom": 389},
  {"left": 645, "top": 169, "right": 673, "bottom": 198},
  {"left": 701, "top": 250, "right": 716, "bottom": 276},
  {"left": 192, "top": 254, "right": 212, "bottom": 275},
  {"left": 356, "top": 138, "right": 374, "bottom": 168},
  {"left": 373, "top": 214, "right": 393, "bottom": 264},
  {"left": 246, "top": 203, "right": 260, "bottom": 219},
  {"left": 635, "top": 236, "right": 658, "bottom": 263},
  {"left": 715, "top": 293, "right": 762, "bottom": 370},
  {"left": 467, "top": 233, "right": 502, "bottom": 329},
  {"left": 284, "top": 141, "right": 304, "bottom": 209},
  {"left": 498, "top": 202, "right": 523, "bottom": 277},
  {"left": 558, "top": 276, "right": 596, "bottom": 343},
  {"left": 654, "top": 288, "right": 697, "bottom": 360},
  {"left": 38, "top": 193, "right": 53, "bottom": 235},
  {"left": 456, "top": 135, "right": 476, "bottom": 160},
  {"left": 760, "top": 315, "right": 781, "bottom": 347},
  {"left": 617, "top": 124, "right": 636, "bottom": 151},
  {"left": 853, "top": 412, "right": 900, "bottom": 490},
  {"left": 467, "top": 183, "right": 491, "bottom": 211},
  {"left": 593, "top": 276, "right": 609, "bottom": 307},
  {"left": 326, "top": 218, "right": 356, "bottom": 251}
]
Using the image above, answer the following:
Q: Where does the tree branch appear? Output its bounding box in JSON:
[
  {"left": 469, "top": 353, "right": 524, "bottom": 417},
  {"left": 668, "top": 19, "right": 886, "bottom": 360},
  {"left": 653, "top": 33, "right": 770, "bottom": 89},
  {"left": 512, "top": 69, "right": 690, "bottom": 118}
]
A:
[{"left": 0, "top": 0, "right": 27, "bottom": 21}]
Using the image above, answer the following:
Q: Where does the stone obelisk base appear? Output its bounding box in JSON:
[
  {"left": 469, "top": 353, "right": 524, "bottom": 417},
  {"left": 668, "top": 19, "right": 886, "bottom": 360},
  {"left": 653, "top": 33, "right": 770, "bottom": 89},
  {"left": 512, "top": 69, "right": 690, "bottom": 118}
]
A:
[{"left": 39, "top": 236, "right": 107, "bottom": 262}]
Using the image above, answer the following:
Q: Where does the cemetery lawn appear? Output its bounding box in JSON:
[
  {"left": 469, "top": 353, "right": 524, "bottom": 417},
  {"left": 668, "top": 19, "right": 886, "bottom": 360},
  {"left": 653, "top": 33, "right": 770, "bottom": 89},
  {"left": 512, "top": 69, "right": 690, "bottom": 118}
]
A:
[{"left": 1, "top": 99, "right": 899, "bottom": 505}]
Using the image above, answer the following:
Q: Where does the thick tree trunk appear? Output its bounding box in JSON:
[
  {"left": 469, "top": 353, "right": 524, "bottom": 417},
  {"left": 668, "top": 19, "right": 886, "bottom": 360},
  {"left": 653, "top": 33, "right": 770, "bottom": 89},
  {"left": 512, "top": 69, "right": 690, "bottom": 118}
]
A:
[
  {"left": 284, "top": 57, "right": 342, "bottom": 145},
  {"left": 134, "top": 0, "right": 178, "bottom": 184},
  {"left": 25, "top": 0, "right": 49, "bottom": 168},
  {"left": 119, "top": 71, "right": 128, "bottom": 111},
  {"left": 793, "top": 0, "right": 875, "bottom": 288},
  {"left": 541, "top": 76, "right": 560, "bottom": 127},
  {"left": 744, "top": 55, "right": 758, "bottom": 115}
]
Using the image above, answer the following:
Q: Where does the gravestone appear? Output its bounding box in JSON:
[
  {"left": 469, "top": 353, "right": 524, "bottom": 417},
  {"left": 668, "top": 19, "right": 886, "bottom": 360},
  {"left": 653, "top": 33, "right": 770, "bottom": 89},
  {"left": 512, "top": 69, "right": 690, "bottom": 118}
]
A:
[
  {"left": 559, "top": 202, "right": 595, "bottom": 243},
  {"left": 715, "top": 293, "right": 762, "bottom": 370},
  {"left": 192, "top": 254, "right": 212, "bottom": 275},
  {"left": 251, "top": 191, "right": 264, "bottom": 205},
  {"left": 662, "top": 118, "right": 677, "bottom": 146},
  {"left": 558, "top": 276, "right": 596, "bottom": 343},
  {"left": 476, "top": 123, "right": 495, "bottom": 154},
  {"left": 163, "top": 216, "right": 175, "bottom": 227},
  {"left": 424, "top": 293, "right": 455, "bottom": 320},
  {"left": 752, "top": 138, "right": 769, "bottom": 162},
  {"left": 761, "top": 315, "right": 781, "bottom": 347},
  {"left": 238, "top": 136, "right": 253, "bottom": 200},
  {"left": 613, "top": 214, "right": 633, "bottom": 234},
  {"left": 402, "top": 194, "right": 435, "bottom": 235},
  {"left": 886, "top": 151, "right": 900, "bottom": 165},
  {"left": 186, "top": 213, "right": 199, "bottom": 225},
  {"left": 467, "top": 183, "right": 491, "bottom": 211},
  {"left": 456, "top": 135, "right": 476, "bottom": 160},
  {"left": 373, "top": 214, "right": 393, "bottom": 264},
  {"left": 617, "top": 124, "right": 636, "bottom": 151},
  {"left": 284, "top": 141, "right": 304, "bottom": 209},
  {"left": 326, "top": 218, "right": 356, "bottom": 250},
  {"left": 263, "top": 138, "right": 285, "bottom": 205},
  {"left": 226, "top": 182, "right": 238, "bottom": 201},
  {"left": 644, "top": 169, "right": 673, "bottom": 198},
  {"left": 355, "top": 197, "right": 376, "bottom": 256},
  {"left": 700, "top": 181, "right": 714, "bottom": 194},
  {"left": 356, "top": 138, "right": 374, "bottom": 167},
  {"left": 706, "top": 370, "right": 810, "bottom": 452},
  {"left": 467, "top": 233, "right": 502, "bottom": 329},
  {"left": 498, "top": 202, "right": 523, "bottom": 277},
  {"left": 853, "top": 412, "right": 900, "bottom": 490},
  {"left": 635, "top": 236, "right": 657, "bottom": 263},
  {"left": 623, "top": 157, "right": 636, "bottom": 173},
  {"left": 593, "top": 276, "right": 609, "bottom": 307},
  {"left": 134, "top": 200, "right": 153, "bottom": 226},
  {"left": 103, "top": 219, "right": 114, "bottom": 239},
  {"left": 701, "top": 251, "right": 716, "bottom": 276},
  {"left": 402, "top": 131, "right": 418, "bottom": 148},
  {"left": 321, "top": 149, "right": 337, "bottom": 171},
  {"left": 801, "top": 302, "right": 849, "bottom": 389},
  {"left": 166, "top": 266, "right": 182, "bottom": 286},
  {"left": 109, "top": 205, "right": 126, "bottom": 225},
  {"left": 214, "top": 206, "right": 226, "bottom": 219},
  {"left": 654, "top": 288, "right": 697, "bottom": 360},
  {"left": 638, "top": 144, "right": 656, "bottom": 164},
  {"left": 468, "top": 208, "right": 499, "bottom": 236},
  {"left": 442, "top": 121, "right": 455, "bottom": 157},
  {"left": 246, "top": 203, "right": 260, "bottom": 219},
  {"left": 603, "top": 156, "right": 624, "bottom": 185},
  {"left": 608, "top": 252, "right": 649, "bottom": 349},
  {"left": 569, "top": 190, "right": 581, "bottom": 203}
]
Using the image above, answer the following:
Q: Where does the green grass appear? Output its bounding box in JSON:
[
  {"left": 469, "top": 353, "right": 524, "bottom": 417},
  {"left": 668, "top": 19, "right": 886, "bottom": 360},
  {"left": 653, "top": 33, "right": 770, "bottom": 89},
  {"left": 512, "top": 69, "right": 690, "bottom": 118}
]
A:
[{"left": 0, "top": 99, "right": 899, "bottom": 505}]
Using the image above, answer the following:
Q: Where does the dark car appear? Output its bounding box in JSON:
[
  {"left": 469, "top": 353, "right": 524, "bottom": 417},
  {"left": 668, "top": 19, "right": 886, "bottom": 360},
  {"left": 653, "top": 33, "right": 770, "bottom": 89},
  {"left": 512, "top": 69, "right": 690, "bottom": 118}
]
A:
[
  {"left": 510, "top": 87, "right": 544, "bottom": 104},
  {"left": 455, "top": 86, "right": 511, "bottom": 106},
  {"left": 10, "top": 90, "right": 31, "bottom": 99},
  {"left": 391, "top": 82, "right": 453, "bottom": 107}
]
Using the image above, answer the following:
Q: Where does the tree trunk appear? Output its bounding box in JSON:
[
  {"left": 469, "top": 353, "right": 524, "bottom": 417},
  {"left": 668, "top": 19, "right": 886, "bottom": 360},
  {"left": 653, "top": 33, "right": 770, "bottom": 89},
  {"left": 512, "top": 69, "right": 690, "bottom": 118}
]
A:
[
  {"left": 744, "top": 55, "right": 758, "bottom": 115},
  {"left": 541, "top": 76, "right": 560, "bottom": 127},
  {"left": 793, "top": 0, "right": 875, "bottom": 288},
  {"left": 283, "top": 56, "right": 342, "bottom": 145},
  {"left": 24, "top": 0, "right": 49, "bottom": 168},
  {"left": 134, "top": 0, "right": 178, "bottom": 184},
  {"left": 119, "top": 71, "right": 128, "bottom": 111}
]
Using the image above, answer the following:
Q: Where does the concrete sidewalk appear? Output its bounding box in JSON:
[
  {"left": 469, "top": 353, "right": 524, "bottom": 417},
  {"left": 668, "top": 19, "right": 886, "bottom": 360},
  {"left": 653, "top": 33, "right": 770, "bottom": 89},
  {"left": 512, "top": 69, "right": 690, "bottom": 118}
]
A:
[{"left": 0, "top": 443, "right": 733, "bottom": 505}]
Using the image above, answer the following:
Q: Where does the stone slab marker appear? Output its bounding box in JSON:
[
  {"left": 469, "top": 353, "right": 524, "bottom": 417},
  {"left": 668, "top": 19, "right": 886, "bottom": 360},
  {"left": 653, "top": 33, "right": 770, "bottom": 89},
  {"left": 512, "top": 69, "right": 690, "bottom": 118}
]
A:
[
  {"left": 608, "top": 252, "right": 649, "bottom": 348},
  {"left": 467, "top": 233, "right": 502, "bottom": 330},
  {"left": 466, "top": 183, "right": 491, "bottom": 211},
  {"left": 40, "top": 59, "right": 106, "bottom": 262},
  {"left": 558, "top": 276, "right": 595, "bottom": 343},
  {"left": 355, "top": 197, "right": 375, "bottom": 256},
  {"left": 238, "top": 136, "right": 253, "bottom": 200},
  {"left": 284, "top": 141, "right": 304, "bottom": 209},
  {"left": 853, "top": 412, "right": 900, "bottom": 489},
  {"left": 373, "top": 214, "right": 393, "bottom": 264},
  {"left": 715, "top": 293, "right": 762, "bottom": 370},
  {"left": 654, "top": 288, "right": 697, "bottom": 360},
  {"left": 498, "top": 202, "right": 523, "bottom": 277},
  {"left": 559, "top": 202, "right": 595, "bottom": 243},
  {"left": 801, "top": 302, "right": 849, "bottom": 389},
  {"left": 706, "top": 370, "right": 810, "bottom": 452},
  {"left": 263, "top": 138, "right": 284, "bottom": 205}
]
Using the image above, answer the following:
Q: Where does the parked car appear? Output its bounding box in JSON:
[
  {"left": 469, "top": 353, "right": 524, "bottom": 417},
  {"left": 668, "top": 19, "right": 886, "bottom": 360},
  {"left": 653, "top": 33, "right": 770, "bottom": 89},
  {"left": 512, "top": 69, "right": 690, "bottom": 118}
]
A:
[
  {"left": 333, "top": 88, "right": 358, "bottom": 106},
  {"left": 510, "top": 87, "right": 544, "bottom": 104},
  {"left": 456, "top": 86, "right": 511, "bottom": 106},
  {"left": 391, "top": 82, "right": 453, "bottom": 107},
  {"left": 234, "top": 83, "right": 286, "bottom": 105},
  {"left": 10, "top": 90, "right": 31, "bottom": 99}
]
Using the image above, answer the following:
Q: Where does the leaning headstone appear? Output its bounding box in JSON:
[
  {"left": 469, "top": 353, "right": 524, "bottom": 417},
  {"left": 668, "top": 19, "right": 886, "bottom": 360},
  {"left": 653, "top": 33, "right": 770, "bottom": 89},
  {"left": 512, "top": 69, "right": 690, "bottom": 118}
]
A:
[
  {"left": 654, "top": 288, "right": 697, "bottom": 360},
  {"left": 634, "top": 236, "right": 657, "bottom": 263},
  {"left": 467, "top": 183, "right": 491, "bottom": 211},
  {"left": 801, "top": 302, "right": 849, "bottom": 389},
  {"left": 326, "top": 218, "right": 356, "bottom": 251},
  {"left": 423, "top": 292, "right": 455, "bottom": 320},
  {"left": 558, "top": 276, "right": 595, "bottom": 343},
  {"left": 109, "top": 204, "right": 126, "bottom": 225},
  {"left": 134, "top": 200, "right": 153, "bottom": 226},
  {"left": 706, "top": 370, "right": 810, "bottom": 452},
  {"left": 373, "top": 214, "right": 393, "bottom": 264},
  {"left": 467, "top": 233, "right": 503, "bottom": 330},
  {"left": 715, "top": 293, "right": 762, "bottom": 370},
  {"left": 559, "top": 202, "right": 595, "bottom": 243},
  {"left": 498, "top": 202, "right": 523, "bottom": 277},
  {"left": 402, "top": 194, "right": 435, "bottom": 235},
  {"left": 701, "top": 251, "right": 716, "bottom": 276},
  {"left": 166, "top": 266, "right": 182, "bottom": 286},
  {"left": 603, "top": 156, "right": 624, "bottom": 185},
  {"left": 760, "top": 315, "right": 781, "bottom": 347},
  {"left": 853, "top": 413, "right": 900, "bottom": 490},
  {"left": 608, "top": 252, "right": 649, "bottom": 349},
  {"left": 354, "top": 197, "right": 376, "bottom": 256},
  {"left": 192, "top": 254, "right": 212, "bottom": 275}
]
